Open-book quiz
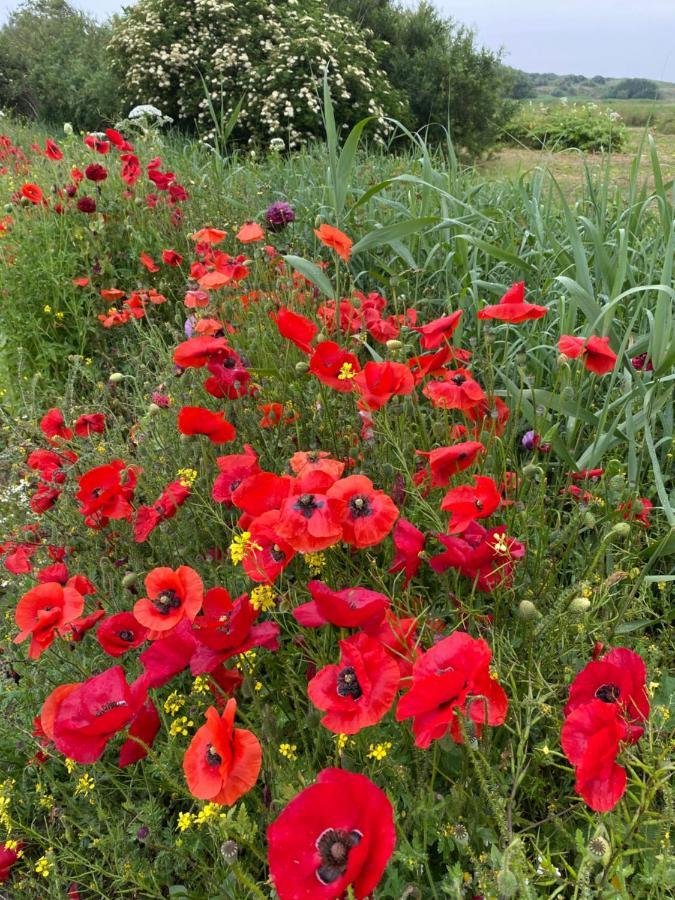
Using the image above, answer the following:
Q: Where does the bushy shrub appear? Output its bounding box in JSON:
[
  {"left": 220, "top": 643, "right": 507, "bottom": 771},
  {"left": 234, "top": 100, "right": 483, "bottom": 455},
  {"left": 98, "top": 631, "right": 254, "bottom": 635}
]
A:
[
  {"left": 108, "top": 0, "right": 401, "bottom": 150},
  {"left": 606, "top": 78, "right": 661, "bottom": 100},
  {"left": 503, "top": 101, "right": 627, "bottom": 152},
  {"left": 328, "top": 0, "right": 513, "bottom": 155},
  {"left": 0, "top": 0, "right": 119, "bottom": 130}
]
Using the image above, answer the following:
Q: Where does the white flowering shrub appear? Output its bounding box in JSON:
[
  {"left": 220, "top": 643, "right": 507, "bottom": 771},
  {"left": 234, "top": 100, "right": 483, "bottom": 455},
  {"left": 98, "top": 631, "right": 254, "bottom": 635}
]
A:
[{"left": 109, "top": 0, "right": 401, "bottom": 148}]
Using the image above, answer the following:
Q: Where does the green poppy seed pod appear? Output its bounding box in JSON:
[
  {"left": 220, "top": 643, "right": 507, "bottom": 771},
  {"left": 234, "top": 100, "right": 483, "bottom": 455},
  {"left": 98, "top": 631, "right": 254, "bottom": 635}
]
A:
[
  {"left": 583, "top": 511, "right": 597, "bottom": 528},
  {"left": 561, "top": 386, "right": 575, "bottom": 402},
  {"left": 587, "top": 835, "right": 610, "bottom": 865},
  {"left": 295, "top": 361, "right": 310, "bottom": 373},
  {"left": 569, "top": 597, "right": 591, "bottom": 613},
  {"left": 147, "top": 403, "right": 161, "bottom": 416},
  {"left": 515, "top": 351, "right": 527, "bottom": 366},
  {"left": 496, "top": 869, "right": 518, "bottom": 898},
  {"left": 4, "top": 203, "right": 12, "bottom": 213},
  {"left": 452, "top": 823, "right": 469, "bottom": 845},
  {"left": 518, "top": 599, "right": 539, "bottom": 620},
  {"left": 609, "top": 474, "right": 625, "bottom": 492},
  {"left": 108, "top": 372, "right": 125, "bottom": 383},
  {"left": 122, "top": 572, "right": 138, "bottom": 588},
  {"left": 386, "top": 339, "right": 403, "bottom": 351},
  {"left": 220, "top": 840, "right": 238, "bottom": 863},
  {"left": 314, "top": 214, "right": 322, "bottom": 229},
  {"left": 522, "top": 463, "right": 544, "bottom": 479},
  {"left": 316, "top": 332, "right": 327, "bottom": 344},
  {"left": 63, "top": 122, "right": 74, "bottom": 135},
  {"left": 611, "top": 522, "right": 631, "bottom": 538}
]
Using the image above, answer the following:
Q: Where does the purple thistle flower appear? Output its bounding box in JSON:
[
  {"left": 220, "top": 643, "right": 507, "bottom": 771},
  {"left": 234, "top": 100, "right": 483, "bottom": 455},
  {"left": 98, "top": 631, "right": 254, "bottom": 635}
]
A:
[{"left": 265, "top": 200, "right": 295, "bottom": 232}]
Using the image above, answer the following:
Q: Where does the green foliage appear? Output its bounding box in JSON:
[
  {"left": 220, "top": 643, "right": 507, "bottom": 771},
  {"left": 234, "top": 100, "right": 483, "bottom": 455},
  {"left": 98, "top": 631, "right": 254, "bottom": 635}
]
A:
[
  {"left": 606, "top": 78, "right": 661, "bottom": 101},
  {"left": 503, "top": 101, "right": 628, "bottom": 152},
  {"left": 327, "top": 0, "right": 513, "bottom": 155},
  {"left": 108, "top": 0, "right": 402, "bottom": 150},
  {"left": 0, "top": 0, "right": 119, "bottom": 130}
]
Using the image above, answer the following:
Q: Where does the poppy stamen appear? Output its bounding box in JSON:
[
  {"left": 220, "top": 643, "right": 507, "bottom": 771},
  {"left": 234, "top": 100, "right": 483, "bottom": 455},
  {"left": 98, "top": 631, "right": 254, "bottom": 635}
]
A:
[
  {"left": 294, "top": 494, "right": 320, "bottom": 519},
  {"left": 348, "top": 495, "right": 372, "bottom": 519},
  {"left": 315, "top": 828, "right": 363, "bottom": 885},
  {"left": 94, "top": 700, "right": 128, "bottom": 717},
  {"left": 595, "top": 683, "right": 621, "bottom": 703},
  {"left": 205, "top": 744, "right": 222, "bottom": 766},
  {"left": 118, "top": 630, "right": 134, "bottom": 642},
  {"left": 336, "top": 666, "right": 362, "bottom": 700},
  {"left": 153, "top": 589, "right": 181, "bottom": 615}
]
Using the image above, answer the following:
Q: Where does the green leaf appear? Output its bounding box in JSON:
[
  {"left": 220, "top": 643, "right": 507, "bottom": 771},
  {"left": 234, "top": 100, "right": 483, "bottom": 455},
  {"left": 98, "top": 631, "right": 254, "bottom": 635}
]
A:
[
  {"left": 614, "top": 620, "right": 653, "bottom": 634},
  {"left": 282, "top": 255, "right": 335, "bottom": 299},
  {"left": 352, "top": 217, "right": 440, "bottom": 254}
]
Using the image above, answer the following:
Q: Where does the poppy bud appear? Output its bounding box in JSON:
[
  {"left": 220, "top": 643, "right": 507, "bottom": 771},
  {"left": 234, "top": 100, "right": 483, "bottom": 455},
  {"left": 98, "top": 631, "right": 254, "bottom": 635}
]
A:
[
  {"left": 497, "top": 869, "right": 518, "bottom": 898},
  {"left": 583, "top": 511, "right": 596, "bottom": 528},
  {"left": 63, "top": 123, "right": 74, "bottom": 135},
  {"left": 386, "top": 339, "right": 403, "bottom": 351},
  {"left": 295, "top": 361, "right": 309, "bottom": 373},
  {"left": 382, "top": 463, "right": 394, "bottom": 479},
  {"left": 108, "top": 372, "right": 125, "bottom": 383},
  {"left": 569, "top": 597, "right": 591, "bottom": 613},
  {"left": 591, "top": 640, "right": 604, "bottom": 659},
  {"left": 515, "top": 351, "right": 527, "bottom": 366},
  {"left": 587, "top": 835, "right": 610, "bottom": 864},
  {"left": 609, "top": 474, "right": 625, "bottom": 492},
  {"left": 610, "top": 522, "right": 631, "bottom": 538},
  {"left": 522, "top": 463, "right": 543, "bottom": 479},
  {"left": 147, "top": 403, "right": 161, "bottom": 416},
  {"left": 561, "top": 386, "right": 575, "bottom": 401},
  {"left": 122, "top": 572, "right": 138, "bottom": 588},
  {"left": 316, "top": 332, "right": 327, "bottom": 343},
  {"left": 518, "top": 599, "right": 539, "bottom": 620}
]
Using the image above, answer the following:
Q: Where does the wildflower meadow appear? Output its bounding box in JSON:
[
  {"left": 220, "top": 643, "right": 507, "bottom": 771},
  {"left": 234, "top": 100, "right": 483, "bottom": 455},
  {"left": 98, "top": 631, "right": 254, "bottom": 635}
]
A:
[{"left": 0, "top": 81, "right": 673, "bottom": 899}]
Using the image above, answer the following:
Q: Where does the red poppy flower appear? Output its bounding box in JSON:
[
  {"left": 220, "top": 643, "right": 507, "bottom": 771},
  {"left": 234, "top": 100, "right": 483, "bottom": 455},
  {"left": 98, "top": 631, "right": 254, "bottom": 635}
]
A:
[
  {"left": 416, "top": 441, "right": 485, "bottom": 488},
  {"left": 317, "top": 299, "right": 363, "bottom": 335},
  {"left": 66, "top": 607, "right": 106, "bottom": 643},
  {"left": 258, "top": 402, "right": 299, "bottom": 428},
  {"left": 308, "top": 632, "right": 399, "bottom": 734},
  {"left": 396, "top": 631, "right": 508, "bottom": 748},
  {"left": 267, "top": 768, "right": 395, "bottom": 899},
  {"left": 231, "top": 471, "right": 293, "bottom": 521},
  {"left": 236, "top": 221, "right": 265, "bottom": 243},
  {"left": 162, "top": 249, "right": 183, "bottom": 267},
  {"left": 212, "top": 445, "right": 260, "bottom": 505},
  {"left": 561, "top": 699, "right": 629, "bottom": 812},
  {"left": 45, "top": 138, "right": 63, "bottom": 160},
  {"left": 272, "top": 306, "right": 318, "bottom": 354},
  {"left": 289, "top": 450, "right": 345, "bottom": 481},
  {"left": 133, "top": 566, "right": 204, "bottom": 638},
  {"left": 353, "top": 361, "right": 415, "bottom": 410},
  {"left": 430, "top": 523, "right": 525, "bottom": 591},
  {"left": 73, "top": 276, "right": 90, "bottom": 287},
  {"left": 173, "top": 336, "right": 231, "bottom": 368},
  {"left": 177, "top": 406, "right": 236, "bottom": 444},
  {"left": 326, "top": 475, "right": 399, "bottom": 549},
  {"left": 140, "top": 252, "right": 160, "bottom": 273},
  {"left": 620, "top": 496, "right": 652, "bottom": 527},
  {"left": 413, "top": 311, "right": 462, "bottom": 349},
  {"left": 52, "top": 666, "right": 147, "bottom": 763},
  {"left": 293, "top": 580, "right": 389, "bottom": 629},
  {"left": 558, "top": 335, "right": 618, "bottom": 375},
  {"left": 465, "top": 396, "right": 511, "bottom": 438},
  {"left": 564, "top": 647, "right": 649, "bottom": 740},
  {"left": 21, "top": 182, "right": 44, "bottom": 204},
  {"left": 139, "top": 620, "right": 198, "bottom": 688},
  {"left": 74, "top": 413, "right": 105, "bottom": 437},
  {"left": 84, "top": 134, "right": 110, "bottom": 153},
  {"left": 75, "top": 460, "right": 138, "bottom": 527},
  {"left": 407, "top": 346, "right": 454, "bottom": 384},
  {"left": 76, "top": 196, "right": 97, "bottom": 213},
  {"left": 362, "top": 613, "right": 420, "bottom": 679},
  {"left": 134, "top": 479, "right": 191, "bottom": 543},
  {"left": 276, "top": 478, "right": 343, "bottom": 553},
  {"left": 85, "top": 163, "right": 108, "bottom": 183},
  {"left": 27, "top": 447, "right": 77, "bottom": 483},
  {"left": 40, "top": 407, "right": 73, "bottom": 441},
  {"left": 242, "top": 510, "right": 296, "bottom": 583},
  {"left": 388, "top": 518, "right": 426, "bottom": 586},
  {"left": 184, "top": 289, "right": 210, "bottom": 308},
  {"left": 119, "top": 697, "right": 161, "bottom": 767},
  {"left": 477, "top": 281, "right": 548, "bottom": 322},
  {"left": 97, "top": 612, "right": 149, "bottom": 657},
  {"left": 315, "top": 224, "right": 353, "bottom": 262},
  {"left": 440, "top": 475, "right": 501, "bottom": 533},
  {"left": 191, "top": 227, "right": 227, "bottom": 245},
  {"left": 423, "top": 368, "right": 486, "bottom": 411},
  {"left": 183, "top": 700, "right": 261, "bottom": 805},
  {"left": 14, "top": 580, "right": 86, "bottom": 659},
  {"left": 309, "top": 341, "right": 361, "bottom": 393},
  {"left": 0, "top": 842, "right": 23, "bottom": 883},
  {"left": 105, "top": 128, "right": 133, "bottom": 150}
]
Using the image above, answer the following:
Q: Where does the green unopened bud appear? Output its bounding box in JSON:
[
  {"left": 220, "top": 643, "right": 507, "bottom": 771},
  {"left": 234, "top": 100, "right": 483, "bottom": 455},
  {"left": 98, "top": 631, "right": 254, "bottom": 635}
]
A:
[
  {"left": 609, "top": 474, "right": 625, "bottom": 492},
  {"left": 121, "top": 572, "right": 138, "bottom": 588},
  {"left": 108, "top": 372, "right": 125, "bottom": 383},
  {"left": 4, "top": 203, "right": 12, "bottom": 213},
  {"left": 295, "top": 361, "right": 310, "bottom": 373},
  {"left": 386, "top": 339, "right": 403, "bottom": 351},
  {"left": 611, "top": 522, "right": 631, "bottom": 538},
  {"left": 147, "top": 403, "right": 161, "bottom": 416},
  {"left": 569, "top": 597, "right": 591, "bottom": 613},
  {"left": 63, "top": 122, "right": 73, "bottom": 135},
  {"left": 522, "top": 463, "right": 544, "bottom": 479},
  {"left": 583, "top": 511, "right": 597, "bottom": 528},
  {"left": 587, "top": 835, "right": 610, "bottom": 865},
  {"left": 561, "top": 386, "right": 575, "bottom": 401},
  {"left": 382, "top": 463, "right": 394, "bottom": 479},
  {"left": 518, "top": 599, "right": 539, "bottom": 620},
  {"left": 316, "top": 332, "right": 327, "bottom": 344},
  {"left": 497, "top": 869, "right": 518, "bottom": 898},
  {"left": 515, "top": 351, "right": 527, "bottom": 366}
]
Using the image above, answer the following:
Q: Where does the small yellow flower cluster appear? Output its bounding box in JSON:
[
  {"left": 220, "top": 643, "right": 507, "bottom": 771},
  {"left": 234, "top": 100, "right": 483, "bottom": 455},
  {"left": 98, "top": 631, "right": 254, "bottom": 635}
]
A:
[
  {"left": 191, "top": 676, "right": 210, "bottom": 695},
  {"left": 64, "top": 758, "right": 77, "bottom": 774},
  {"left": 0, "top": 795, "right": 11, "bottom": 833},
  {"left": 229, "top": 531, "right": 261, "bottom": 565},
  {"left": 177, "top": 812, "right": 193, "bottom": 833},
  {"left": 279, "top": 743, "right": 298, "bottom": 761},
  {"left": 655, "top": 705, "right": 670, "bottom": 721},
  {"left": 35, "top": 855, "right": 52, "bottom": 878},
  {"left": 337, "top": 362, "right": 356, "bottom": 381},
  {"left": 335, "top": 733, "right": 349, "bottom": 752},
  {"left": 164, "top": 691, "right": 186, "bottom": 715},
  {"left": 194, "top": 802, "right": 225, "bottom": 827},
  {"left": 3, "top": 839, "right": 22, "bottom": 856},
  {"left": 236, "top": 650, "right": 257, "bottom": 674},
  {"left": 74, "top": 773, "right": 95, "bottom": 798},
  {"left": 254, "top": 681, "right": 263, "bottom": 692},
  {"left": 250, "top": 584, "right": 276, "bottom": 612},
  {"left": 367, "top": 742, "right": 392, "bottom": 761},
  {"left": 43, "top": 305, "right": 52, "bottom": 313},
  {"left": 177, "top": 467, "right": 198, "bottom": 488},
  {"left": 303, "top": 552, "right": 326, "bottom": 574},
  {"left": 169, "top": 716, "right": 193, "bottom": 737}
]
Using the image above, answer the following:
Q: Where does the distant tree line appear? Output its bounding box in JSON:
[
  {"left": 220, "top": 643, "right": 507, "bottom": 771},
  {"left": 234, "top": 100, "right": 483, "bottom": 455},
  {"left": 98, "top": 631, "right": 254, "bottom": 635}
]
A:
[{"left": 508, "top": 70, "right": 662, "bottom": 101}]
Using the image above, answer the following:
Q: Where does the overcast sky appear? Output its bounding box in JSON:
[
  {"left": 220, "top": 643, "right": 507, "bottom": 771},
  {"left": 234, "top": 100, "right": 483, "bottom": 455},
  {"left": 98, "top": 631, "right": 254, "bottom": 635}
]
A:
[{"left": 0, "top": 0, "right": 673, "bottom": 82}]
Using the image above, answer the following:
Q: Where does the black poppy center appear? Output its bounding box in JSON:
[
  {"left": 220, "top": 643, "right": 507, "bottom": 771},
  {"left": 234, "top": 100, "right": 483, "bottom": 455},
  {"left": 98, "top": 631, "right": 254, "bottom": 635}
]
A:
[
  {"left": 153, "top": 589, "right": 181, "bottom": 615},
  {"left": 206, "top": 744, "right": 222, "bottom": 766},
  {"left": 336, "top": 666, "right": 362, "bottom": 700},
  {"left": 349, "top": 495, "right": 373, "bottom": 519},
  {"left": 315, "top": 828, "right": 363, "bottom": 885},
  {"left": 451, "top": 373, "right": 466, "bottom": 385},
  {"left": 118, "top": 630, "right": 135, "bottom": 642},
  {"left": 271, "top": 544, "right": 286, "bottom": 563},
  {"left": 294, "top": 494, "right": 320, "bottom": 519},
  {"left": 595, "top": 683, "right": 620, "bottom": 703}
]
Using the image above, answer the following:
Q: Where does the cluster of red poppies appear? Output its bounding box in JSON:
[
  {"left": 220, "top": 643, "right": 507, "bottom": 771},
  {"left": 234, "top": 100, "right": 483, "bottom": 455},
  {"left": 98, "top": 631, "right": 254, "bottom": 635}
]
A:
[{"left": 1, "top": 203, "right": 656, "bottom": 898}]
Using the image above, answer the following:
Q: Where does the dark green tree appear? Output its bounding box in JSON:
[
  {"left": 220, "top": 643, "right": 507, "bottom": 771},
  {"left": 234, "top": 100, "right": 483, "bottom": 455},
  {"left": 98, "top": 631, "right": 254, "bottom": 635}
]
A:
[
  {"left": 605, "top": 78, "right": 660, "bottom": 100},
  {"left": 0, "top": 0, "right": 119, "bottom": 129}
]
